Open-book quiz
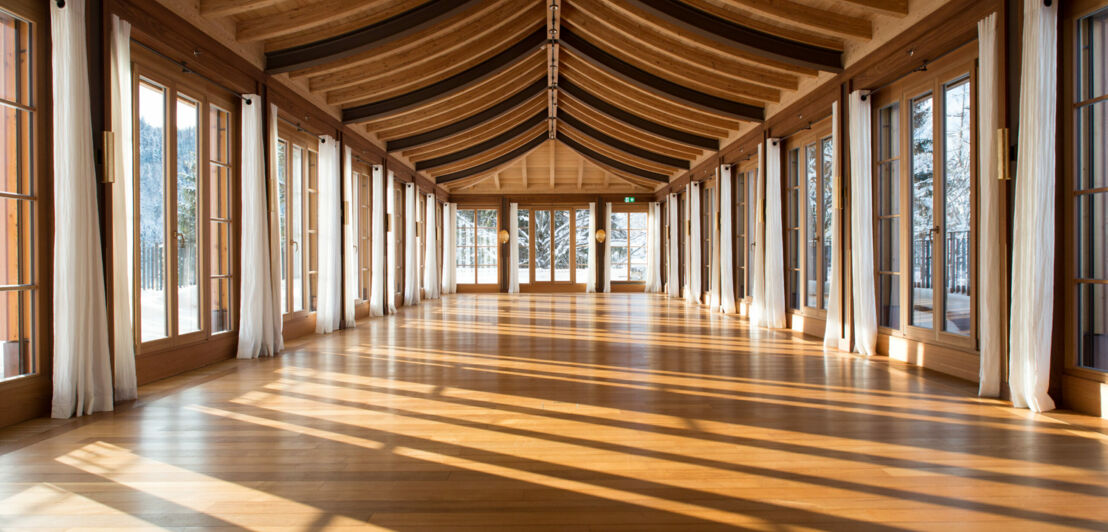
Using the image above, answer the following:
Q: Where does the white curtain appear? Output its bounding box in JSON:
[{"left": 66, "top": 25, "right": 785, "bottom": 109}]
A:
[
  {"left": 403, "top": 183, "right": 419, "bottom": 306},
  {"left": 719, "top": 166, "right": 736, "bottom": 313},
  {"left": 977, "top": 13, "right": 1003, "bottom": 397},
  {"left": 750, "top": 144, "right": 766, "bottom": 326},
  {"left": 824, "top": 101, "right": 844, "bottom": 349},
  {"left": 645, "top": 202, "right": 663, "bottom": 293},
  {"left": 51, "top": 0, "right": 113, "bottom": 418},
  {"left": 108, "top": 14, "right": 137, "bottom": 400},
  {"left": 1009, "top": 0, "right": 1057, "bottom": 412},
  {"left": 315, "top": 136, "right": 341, "bottom": 333},
  {"left": 666, "top": 194, "right": 680, "bottom": 298},
  {"left": 686, "top": 182, "right": 702, "bottom": 303},
  {"left": 762, "top": 141, "right": 786, "bottom": 329},
  {"left": 508, "top": 203, "right": 520, "bottom": 293},
  {"left": 849, "top": 91, "right": 878, "bottom": 355},
  {"left": 385, "top": 172, "right": 397, "bottom": 312},
  {"left": 586, "top": 202, "right": 597, "bottom": 293},
  {"left": 369, "top": 165, "right": 386, "bottom": 316},
  {"left": 236, "top": 97, "right": 281, "bottom": 359},
  {"left": 342, "top": 147, "right": 357, "bottom": 327},
  {"left": 603, "top": 203, "right": 612, "bottom": 293},
  {"left": 424, "top": 194, "right": 440, "bottom": 299},
  {"left": 442, "top": 203, "right": 457, "bottom": 294},
  {"left": 709, "top": 179, "right": 721, "bottom": 308},
  {"left": 265, "top": 106, "right": 284, "bottom": 351}
]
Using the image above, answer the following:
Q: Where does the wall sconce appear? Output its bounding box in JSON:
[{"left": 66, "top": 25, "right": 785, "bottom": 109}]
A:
[
  {"left": 595, "top": 229, "right": 606, "bottom": 243},
  {"left": 498, "top": 229, "right": 510, "bottom": 244}
]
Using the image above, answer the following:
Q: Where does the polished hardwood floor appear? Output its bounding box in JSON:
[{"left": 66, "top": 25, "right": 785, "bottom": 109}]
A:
[{"left": 2, "top": 293, "right": 1107, "bottom": 531}]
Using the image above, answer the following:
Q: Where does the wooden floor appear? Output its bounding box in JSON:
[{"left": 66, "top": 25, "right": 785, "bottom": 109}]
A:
[{"left": 2, "top": 294, "right": 1108, "bottom": 531}]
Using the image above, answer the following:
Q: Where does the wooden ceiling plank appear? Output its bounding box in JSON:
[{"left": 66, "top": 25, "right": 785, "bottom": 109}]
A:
[
  {"left": 429, "top": 124, "right": 548, "bottom": 177},
  {"left": 558, "top": 27, "right": 763, "bottom": 121},
  {"left": 686, "top": 0, "right": 872, "bottom": 41},
  {"left": 559, "top": 112, "right": 688, "bottom": 169},
  {"left": 343, "top": 29, "right": 547, "bottom": 124},
  {"left": 265, "top": 0, "right": 480, "bottom": 73},
  {"left": 199, "top": 0, "right": 282, "bottom": 18},
  {"left": 560, "top": 126, "right": 676, "bottom": 176},
  {"left": 840, "top": 0, "right": 909, "bottom": 16},
  {"left": 402, "top": 96, "right": 547, "bottom": 160},
  {"left": 558, "top": 95, "right": 702, "bottom": 160},
  {"left": 415, "top": 111, "right": 547, "bottom": 170},
  {"left": 391, "top": 80, "right": 547, "bottom": 152},
  {"left": 557, "top": 135, "right": 669, "bottom": 183},
  {"left": 625, "top": 0, "right": 843, "bottom": 73},
  {"left": 437, "top": 134, "right": 548, "bottom": 184}
]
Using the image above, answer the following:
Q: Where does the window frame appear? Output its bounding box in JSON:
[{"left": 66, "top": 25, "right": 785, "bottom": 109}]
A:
[
  {"left": 521, "top": 204, "right": 590, "bottom": 287},
  {"left": 609, "top": 203, "right": 649, "bottom": 284},
  {"left": 275, "top": 123, "right": 318, "bottom": 319},
  {"left": 454, "top": 205, "right": 499, "bottom": 286},
  {"left": 781, "top": 118, "right": 834, "bottom": 318}
]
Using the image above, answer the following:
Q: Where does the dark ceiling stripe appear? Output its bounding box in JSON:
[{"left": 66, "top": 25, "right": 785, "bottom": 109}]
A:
[
  {"left": 266, "top": 0, "right": 480, "bottom": 74},
  {"left": 559, "top": 27, "right": 763, "bottom": 122},
  {"left": 416, "top": 111, "right": 547, "bottom": 171},
  {"left": 387, "top": 78, "right": 547, "bottom": 152},
  {"left": 626, "top": 0, "right": 842, "bottom": 73},
  {"left": 343, "top": 27, "right": 547, "bottom": 124},
  {"left": 436, "top": 133, "right": 548, "bottom": 184},
  {"left": 559, "top": 113, "right": 688, "bottom": 169},
  {"left": 557, "top": 134, "right": 670, "bottom": 183},
  {"left": 559, "top": 79, "right": 717, "bottom": 150}
]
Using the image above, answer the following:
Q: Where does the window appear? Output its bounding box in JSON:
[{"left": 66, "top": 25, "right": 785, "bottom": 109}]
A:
[
  {"left": 701, "top": 182, "right": 714, "bottom": 294},
  {"left": 357, "top": 169, "right": 370, "bottom": 301},
  {"left": 871, "top": 45, "right": 975, "bottom": 344},
  {"left": 517, "top": 208, "right": 529, "bottom": 284},
  {"left": 456, "top": 208, "right": 497, "bottom": 284},
  {"left": 575, "top": 208, "right": 590, "bottom": 282},
  {"left": 733, "top": 168, "right": 747, "bottom": 300},
  {"left": 276, "top": 131, "right": 316, "bottom": 315},
  {"left": 134, "top": 57, "right": 239, "bottom": 348},
  {"left": 610, "top": 210, "right": 647, "bottom": 282},
  {"left": 307, "top": 150, "right": 318, "bottom": 311},
  {"left": 1076, "top": 8, "right": 1108, "bottom": 371},
  {"left": 525, "top": 207, "right": 588, "bottom": 284},
  {"left": 786, "top": 148, "right": 801, "bottom": 309},
  {"left": 393, "top": 183, "right": 404, "bottom": 298},
  {"left": 0, "top": 9, "right": 36, "bottom": 381}
]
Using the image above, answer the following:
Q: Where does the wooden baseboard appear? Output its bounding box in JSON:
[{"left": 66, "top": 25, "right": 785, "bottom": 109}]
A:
[
  {"left": 457, "top": 284, "right": 501, "bottom": 293},
  {"left": 1062, "top": 374, "right": 1106, "bottom": 418},
  {"left": 876, "top": 333, "right": 979, "bottom": 383}
]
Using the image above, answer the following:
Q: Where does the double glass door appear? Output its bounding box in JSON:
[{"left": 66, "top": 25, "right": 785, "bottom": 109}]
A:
[{"left": 525, "top": 207, "right": 588, "bottom": 286}]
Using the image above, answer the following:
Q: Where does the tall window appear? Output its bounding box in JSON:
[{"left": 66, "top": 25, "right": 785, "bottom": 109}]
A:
[
  {"left": 1076, "top": 9, "right": 1108, "bottom": 371},
  {"left": 134, "top": 60, "right": 238, "bottom": 347},
  {"left": 393, "top": 183, "right": 404, "bottom": 298},
  {"left": 456, "top": 208, "right": 497, "bottom": 284},
  {"left": 307, "top": 150, "right": 319, "bottom": 311},
  {"left": 276, "top": 133, "right": 316, "bottom": 315},
  {"left": 357, "top": 170, "right": 370, "bottom": 301},
  {"left": 575, "top": 208, "right": 590, "bottom": 282},
  {"left": 0, "top": 9, "right": 36, "bottom": 380},
  {"left": 733, "top": 169, "right": 746, "bottom": 300},
  {"left": 525, "top": 207, "right": 588, "bottom": 284},
  {"left": 610, "top": 210, "right": 647, "bottom": 282},
  {"left": 517, "top": 208, "right": 529, "bottom": 284},
  {"left": 786, "top": 148, "right": 801, "bottom": 309},
  {"left": 701, "top": 183, "right": 714, "bottom": 293},
  {"left": 803, "top": 135, "right": 834, "bottom": 310},
  {"left": 872, "top": 45, "right": 975, "bottom": 344}
]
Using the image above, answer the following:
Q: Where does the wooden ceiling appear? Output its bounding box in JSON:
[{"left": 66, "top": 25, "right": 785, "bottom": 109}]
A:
[{"left": 199, "top": 0, "right": 907, "bottom": 192}]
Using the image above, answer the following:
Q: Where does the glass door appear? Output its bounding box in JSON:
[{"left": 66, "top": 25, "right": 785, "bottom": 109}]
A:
[{"left": 527, "top": 207, "right": 584, "bottom": 288}]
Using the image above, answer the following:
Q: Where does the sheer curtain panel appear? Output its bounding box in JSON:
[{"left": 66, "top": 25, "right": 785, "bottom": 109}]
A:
[
  {"left": 51, "top": 0, "right": 114, "bottom": 417},
  {"left": 265, "top": 105, "right": 284, "bottom": 351},
  {"left": 849, "top": 91, "right": 879, "bottom": 355},
  {"left": 762, "top": 141, "right": 786, "bottom": 329},
  {"left": 403, "top": 183, "right": 419, "bottom": 306},
  {"left": 687, "top": 182, "right": 701, "bottom": 304},
  {"left": 369, "top": 165, "right": 386, "bottom": 316},
  {"left": 442, "top": 203, "right": 457, "bottom": 294},
  {"left": 108, "top": 14, "right": 137, "bottom": 399},
  {"left": 1009, "top": 0, "right": 1057, "bottom": 412},
  {"left": 823, "top": 101, "right": 844, "bottom": 349},
  {"left": 508, "top": 203, "right": 520, "bottom": 293},
  {"left": 977, "top": 13, "right": 1003, "bottom": 397},
  {"left": 719, "top": 166, "right": 736, "bottom": 313},
  {"left": 750, "top": 144, "right": 766, "bottom": 326},
  {"left": 315, "top": 136, "right": 341, "bottom": 333},
  {"left": 709, "top": 179, "right": 721, "bottom": 309},
  {"left": 645, "top": 202, "right": 663, "bottom": 293},
  {"left": 603, "top": 203, "right": 612, "bottom": 293},
  {"left": 385, "top": 172, "right": 397, "bottom": 312},
  {"left": 342, "top": 147, "right": 357, "bottom": 327},
  {"left": 424, "top": 194, "right": 440, "bottom": 299},
  {"left": 236, "top": 97, "right": 281, "bottom": 359},
  {"left": 667, "top": 194, "right": 679, "bottom": 298},
  {"left": 586, "top": 202, "right": 597, "bottom": 293}
]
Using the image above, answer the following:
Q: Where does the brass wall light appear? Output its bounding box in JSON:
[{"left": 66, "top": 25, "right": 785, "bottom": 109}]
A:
[
  {"left": 498, "top": 229, "right": 510, "bottom": 244},
  {"left": 595, "top": 229, "right": 607, "bottom": 243}
]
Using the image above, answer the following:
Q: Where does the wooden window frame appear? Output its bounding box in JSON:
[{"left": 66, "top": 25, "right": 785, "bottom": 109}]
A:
[
  {"left": 276, "top": 123, "right": 317, "bottom": 320},
  {"left": 455, "top": 205, "right": 499, "bottom": 286},
  {"left": 700, "top": 177, "right": 716, "bottom": 301},
  {"left": 609, "top": 203, "right": 649, "bottom": 285},
  {"left": 520, "top": 204, "right": 590, "bottom": 287},
  {"left": 783, "top": 117, "right": 835, "bottom": 318}
]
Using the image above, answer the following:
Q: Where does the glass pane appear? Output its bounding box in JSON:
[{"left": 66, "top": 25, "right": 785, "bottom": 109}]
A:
[
  {"left": 176, "top": 97, "right": 201, "bottom": 335},
  {"left": 1079, "top": 283, "right": 1108, "bottom": 371},
  {"left": 879, "top": 274, "right": 900, "bottom": 329},
  {"left": 822, "top": 137, "right": 833, "bottom": 310},
  {"left": 1078, "top": 193, "right": 1108, "bottom": 280},
  {"left": 575, "top": 208, "right": 589, "bottom": 283},
  {"left": 553, "top": 210, "right": 570, "bottom": 281},
  {"left": 291, "top": 146, "right": 303, "bottom": 312},
  {"left": 534, "top": 210, "right": 551, "bottom": 282},
  {"left": 629, "top": 211, "right": 647, "bottom": 229},
  {"left": 277, "top": 141, "right": 287, "bottom": 313},
  {"left": 878, "top": 218, "right": 899, "bottom": 273},
  {"left": 0, "top": 198, "right": 32, "bottom": 287},
  {"left": 943, "top": 80, "right": 972, "bottom": 335},
  {"left": 477, "top": 227, "right": 496, "bottom": 247},
  {"left": 210, "top": 107, "right": 233, "bottom": 331},
  {"left": 0, "top": 290, "right": 33, "bottom": 381},
  {"left": 477, "top": 246, "right": 497, "bottom": 285},
  {"left": 210, "top": 222, "right": 231, "bottom": 277},
  {"left": 138, "top": 82, "right": 168, "bottom": 342},
  {"left": 611, "top": 245, "right": 628, "bottom": 281},
  {"left": 0, "top": 106, "right": 31, "bottom": 195},
  {"left": 477, "top": 209, "right": 497, "bottom": 229},
  {"left": 1078, "top": 11, "right": 1108, "bottom": 102},
  {"left": 910, "top": 95, "right": 935, "bottom": 329},
  {"left": 518, "top": 209, "right": 529, "bottom": 284},
  {"left": 630, "top": 265, "right": 646, "bottom": 282},
  {"left": 805, "top": 143, "right": 818, "bottom": 308},
  {"left": 211, "top": 278, "right": 231, "bottom": 334},
  {"left": 1077, "top": 101, "right": 1108, "bottom": 191},
  {"left": 0, "top": 13, "right": 29, "bottom": 106}
]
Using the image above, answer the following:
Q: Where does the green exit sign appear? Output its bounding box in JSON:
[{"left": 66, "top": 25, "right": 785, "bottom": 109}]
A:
[{"left": 624, "top": 197, "right": 636, "bottom": 203}]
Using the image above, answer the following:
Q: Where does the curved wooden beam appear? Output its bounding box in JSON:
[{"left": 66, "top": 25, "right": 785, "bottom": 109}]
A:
[
  {"left": 558, "top": 27, "right": 763, "bottom": 121},
  {"left": 387, "top": 78, "right": 546, "bottom": 151},
  {"left": 625, "top": 0, "right": 842, "bottom": 73},
  {"left": 436, "top": 133, "right": 548, "bottom": 184},
  {"left": 559, "top": 78, "right": 717, "bottom": 150},
  {"left": 265, "top": 0, "right": 481, "bottom": 74},
  {"left": 558, "top": 113, "right": 687, "bottom": 169},
  {"left": 416, "top": 111, "right": 547, "bottom": 171},
  {"left": 556, "top": 134, "right": 669, "bottom": 183},
  {"left": 343, "top": 27, "right": 546, "bottom": 124}
]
